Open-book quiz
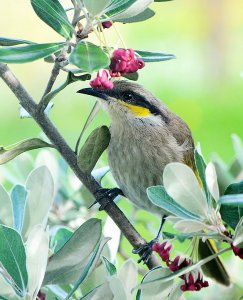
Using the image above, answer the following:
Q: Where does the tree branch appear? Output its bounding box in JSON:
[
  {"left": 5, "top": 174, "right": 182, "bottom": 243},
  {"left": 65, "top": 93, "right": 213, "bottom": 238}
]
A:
[{"left": 0, "top": 62, "right": 160, "bottom": 270}]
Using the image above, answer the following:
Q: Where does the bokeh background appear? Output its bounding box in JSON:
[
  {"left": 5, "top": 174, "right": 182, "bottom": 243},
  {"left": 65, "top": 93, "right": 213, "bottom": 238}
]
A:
[{"left": 1, "top": 1, "right": 243, "bottom": 299}]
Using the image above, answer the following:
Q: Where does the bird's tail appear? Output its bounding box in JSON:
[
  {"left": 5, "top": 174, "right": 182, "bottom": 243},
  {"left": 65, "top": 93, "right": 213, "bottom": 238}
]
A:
[{"left": 198, "top": 239, "right": 230, "bottom": 286}]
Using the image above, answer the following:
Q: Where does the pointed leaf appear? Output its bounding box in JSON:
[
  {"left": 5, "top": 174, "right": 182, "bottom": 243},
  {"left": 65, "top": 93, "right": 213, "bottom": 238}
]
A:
[
  {"left": 65, "top": 238, "right": 110, "bottom": 300},
  {"left": 78, "top": 126, "right": 111, "bottom": 174},
  {"left": 22, "top": 166, "right": 54, "bottom": 239},
  {"left": 118, "top": 259, "right": 137, "bottom": 299},
  {"left": 163, "top": 163, "right": 208, "bottom": 219},
  {"left": 26, "top": 226, "right": 49, "bottom": 299},
  {"left": 0, "top": 37, "right": 34, "bottom": 46},
  {"left": 84, "top": 0, "right": 111, "bottom": 16},
  {"left": 104, "top": 0, "right": 137, "bottom": 18},
  {"left": 135, "top": 50, "right": 176, "bottom": 62},
  {"left": 102, "top": 257, "right": 117, "bottom": 276},
  {"left": 31, "top": 0, "right": 73, "bottom": 38},
  {"left": 44, "top": 219, "right": 102, "bottom": 285},
  {"left": 0, "top": 43, "right": 65, "bottom": 63},
  {"left": 11, "top": 185, "right": 27, "bottom": 232},
  {"left": 50, "top": 226, "right": 73, "bottom": 253},
  {"left": 0, "top": 225, "right": 28, "bottom": 296},
  {"left": 173, "top": 219, "right": 207, "bottom": 233},
  {"left": 115, "top": 8, "right": 155, "bottom": 23},
  {"left": 0, "top": 185, "right": 13, "bottom": 227},
  {"left": 69, "top": 42, "right": 110, "bottom": 72},
  {"left": 205, "top": 162, "right": 220, "bottom": 201},
  {"left": 111, "top": 0, "right": 153, "bottom": 19},
  {"left": 0, "top": 138, "right": 55, "bottom": 165},
  {"left": 147, "top": 186, "right": 201, "bottom": 220},
  {"left": 219, "top": 194, "right": 243, "bottom": 207},
  {"left": 137, "top": 267, "right": 173, "bottom": 299},
  {"left": 195, "top": 147, "right": 210, "bottom": 203}
]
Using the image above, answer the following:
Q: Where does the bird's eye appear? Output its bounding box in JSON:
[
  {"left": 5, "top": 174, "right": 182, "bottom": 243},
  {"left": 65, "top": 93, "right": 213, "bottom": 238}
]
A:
[{"left": 123, "top": 92, "right": 133, "bottom": 101}]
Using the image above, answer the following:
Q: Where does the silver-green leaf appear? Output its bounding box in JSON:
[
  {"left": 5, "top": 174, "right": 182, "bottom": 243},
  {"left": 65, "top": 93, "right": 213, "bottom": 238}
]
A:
[
  {"left": 0, "top": 43, "right": 65, "bottom": 64},
  {"left": 69, "top": 42, "right": 110, "bottom": 73},
  {"left": 31, "top": 0, "right": 74, "bottom": 39}
]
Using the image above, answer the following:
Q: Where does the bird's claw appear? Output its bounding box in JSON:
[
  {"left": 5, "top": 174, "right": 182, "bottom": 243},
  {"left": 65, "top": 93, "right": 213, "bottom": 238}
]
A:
[
  {"left": 89, "top": 187, "right": 124, "bottom": 210},
  {"left": 133, "top": 239, "right": 158, "bottom": 264}
]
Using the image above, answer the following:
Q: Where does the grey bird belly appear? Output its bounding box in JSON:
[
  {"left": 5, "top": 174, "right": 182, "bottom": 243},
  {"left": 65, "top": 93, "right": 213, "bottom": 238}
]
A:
[{"left": 107, "top": 122, "right": 183, "bottom": 215}]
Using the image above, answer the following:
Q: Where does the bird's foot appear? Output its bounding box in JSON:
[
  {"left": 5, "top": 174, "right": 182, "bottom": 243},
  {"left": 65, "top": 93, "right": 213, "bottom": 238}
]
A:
[
  {"left": 89, "top": 187, "right": 124, "bottom": 211},
  {"left": 132, "top": 239, "right": 158, "bottom": 264}
]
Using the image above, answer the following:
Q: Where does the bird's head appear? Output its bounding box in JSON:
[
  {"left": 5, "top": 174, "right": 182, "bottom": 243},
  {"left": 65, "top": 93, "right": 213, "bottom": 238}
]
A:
[{"left": 77, "top": 80, "right": 169, "bottom": 125}]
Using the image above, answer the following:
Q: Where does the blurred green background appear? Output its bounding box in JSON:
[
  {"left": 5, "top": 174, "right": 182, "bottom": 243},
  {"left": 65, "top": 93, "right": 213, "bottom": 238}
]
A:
[
  {"left": 1, "top": 1, "right": 243, "bottom": 299},
  {"left": 1, "top": 0, "right": 243, "bottom": 163}
]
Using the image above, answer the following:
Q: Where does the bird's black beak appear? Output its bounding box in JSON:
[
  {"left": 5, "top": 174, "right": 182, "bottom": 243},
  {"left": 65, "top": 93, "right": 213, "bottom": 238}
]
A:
[{"left": 77, "top": 88, "right": 108, "bottom": 101}]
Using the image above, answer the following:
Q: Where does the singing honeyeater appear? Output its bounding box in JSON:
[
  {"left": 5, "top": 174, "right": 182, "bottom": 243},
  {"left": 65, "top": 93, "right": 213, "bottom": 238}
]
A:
[{"left": 78, "top": 80, "right": 230, "bottom": 286}]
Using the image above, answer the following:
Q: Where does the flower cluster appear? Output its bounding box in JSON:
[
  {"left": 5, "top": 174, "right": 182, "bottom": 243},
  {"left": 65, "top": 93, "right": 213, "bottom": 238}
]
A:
[
  {"left": 90, "top": 69, "right": 114, "bottom": 90},
  {"left": 231, "top": 244, "right": 243, "bottom": 259},
  {"left": 180, "top": 271, "right": 209, "bottom": 291},
  {"left": 152, "top": 241, "right": 209, "bottom": 292},
  {"left": 89, "top": 48, "right": 145, "bottom": 90},
  {"left": 109, "top": 48, "right": 145, "bottom": 77}
]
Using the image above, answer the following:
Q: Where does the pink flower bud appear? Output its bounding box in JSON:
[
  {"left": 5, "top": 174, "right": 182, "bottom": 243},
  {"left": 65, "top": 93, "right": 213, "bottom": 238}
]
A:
[
  {"left": 90, "top": 70, "right": 113, "bottom": 90},
  {"left": 102, "top": 21, "right": 112, "bottom": 29},
  {"left": 37, "top": 291, "right": 46, "bottom": 300}
]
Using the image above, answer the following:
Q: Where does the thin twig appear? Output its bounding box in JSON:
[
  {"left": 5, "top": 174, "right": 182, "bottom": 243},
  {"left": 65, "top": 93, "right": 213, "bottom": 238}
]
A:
[
  {"left": 38, "top": 1, "right": 82, "bottom": 113},
  {"left": 0, "top": 62, "right": 160, "bottom": 270}
]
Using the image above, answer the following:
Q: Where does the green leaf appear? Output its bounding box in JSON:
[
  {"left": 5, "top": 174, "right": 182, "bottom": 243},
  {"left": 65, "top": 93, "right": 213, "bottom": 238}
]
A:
[
  {"left": 0, "top": 225, "right": 28, "bottom": 297},
  {"left": 31, "top": 0, "right": 73, "bottom": 39},
  {"left": 11, "top": 185, "right": 27, "bottom": 233},
  {"left": 122, "top": 72, "right": 139, "bottom": 81},
  {"left": 135, "top": 50, "right": 176, "bottom": 62},
  {"left": 84, "top": 0, "right": 111, "bottom": 16},
  {"left": 102, "top": 256, "right": 117, "bottom": 276},
  {"left": 0, "top": 37, "right": 34, "bottom": 46},
  {"left": 163, "top": 162, "right": 208, "bottom": 219},
  {"left": 78, "top": 126, "right": 111, "bottom": 174},
  {"left": 163, "top": 231, "right": 221, "bottom": 243},
  {"left": 225, "top": 181, "right": 243, "bottom": 195},
  {"left": 104, "top": 0, "right": 137, "bottom": 18},
  {"left": 219, "top": 194, "right": 243, "bottom": 207},
  {"left": 155, "top": 0, "right": 173, "bottom": 2},
  {"left": 0, "top": 185, "right": 13, "bottom": 227},
  {"left": 116, "top": 8, "right": 155, "bottom": 23},
  {"left": 0, "top": 43, "right": 65, "bottom": 64},
  {"left": 22, "top": 166, "right": 54, "bottom": 239},
  {"left": 195, "top": 147, "right": 211, "bottom": 204},
  {"left": 137, "top": 267, "right": 173, "bottom": 300},
  {"left": 69, "top": 42, "right": 110, "bottom": 73},
  {"left": 147, "top": 186, "right": 201, "bottom": 220},
  {"left": 220, "top": 187, "right": 243, "bottom": 229},
  {"left": 50, "top": 226, "right": 73, "bottom": 253},
  {"left": 65, "top": 238, "right": 110, "bottom": 300},
  {"left": 0, "top": 138, "right": 55, "bottom": 165},
  {"left": 43, "top": 218, "right": 102, "bottom": 285}
]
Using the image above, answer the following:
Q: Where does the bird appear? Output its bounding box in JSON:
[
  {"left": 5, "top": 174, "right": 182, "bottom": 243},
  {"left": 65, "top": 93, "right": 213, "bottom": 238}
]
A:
[{"left": 77, "top": 80, "right": 230, "bottom": 286}]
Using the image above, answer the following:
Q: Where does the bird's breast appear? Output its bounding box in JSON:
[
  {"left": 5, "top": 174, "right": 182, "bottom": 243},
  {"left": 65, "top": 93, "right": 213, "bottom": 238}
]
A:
[{"left": 107, "top": 120, "right": 184, "bottom": 214}]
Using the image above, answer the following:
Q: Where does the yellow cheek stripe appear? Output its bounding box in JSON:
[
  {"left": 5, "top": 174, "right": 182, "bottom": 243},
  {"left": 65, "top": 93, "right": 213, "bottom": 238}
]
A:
[{"left": 118, "top": 101, "right": 152, "bottom": 117}]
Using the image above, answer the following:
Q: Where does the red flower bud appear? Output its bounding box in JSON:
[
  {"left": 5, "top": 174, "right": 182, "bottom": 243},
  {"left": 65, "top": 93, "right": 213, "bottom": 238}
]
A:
[
  {"left": 37, "top": 291, "right": 46, "bottom": 300},
  {"left": 167, "top": 255, "right": 191, "bottom": 272},
  {"left": 90, "top": 70, "right": 113, "bottom": 90},
  {"left": 231, "top": 243, "right": 243, "bottom": 259},
  {"left": 152, "top": 241, "right": 172, "bottom": 262},
  {"left": 180, "top": 271, "right": 209, "bottom": 292}
]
